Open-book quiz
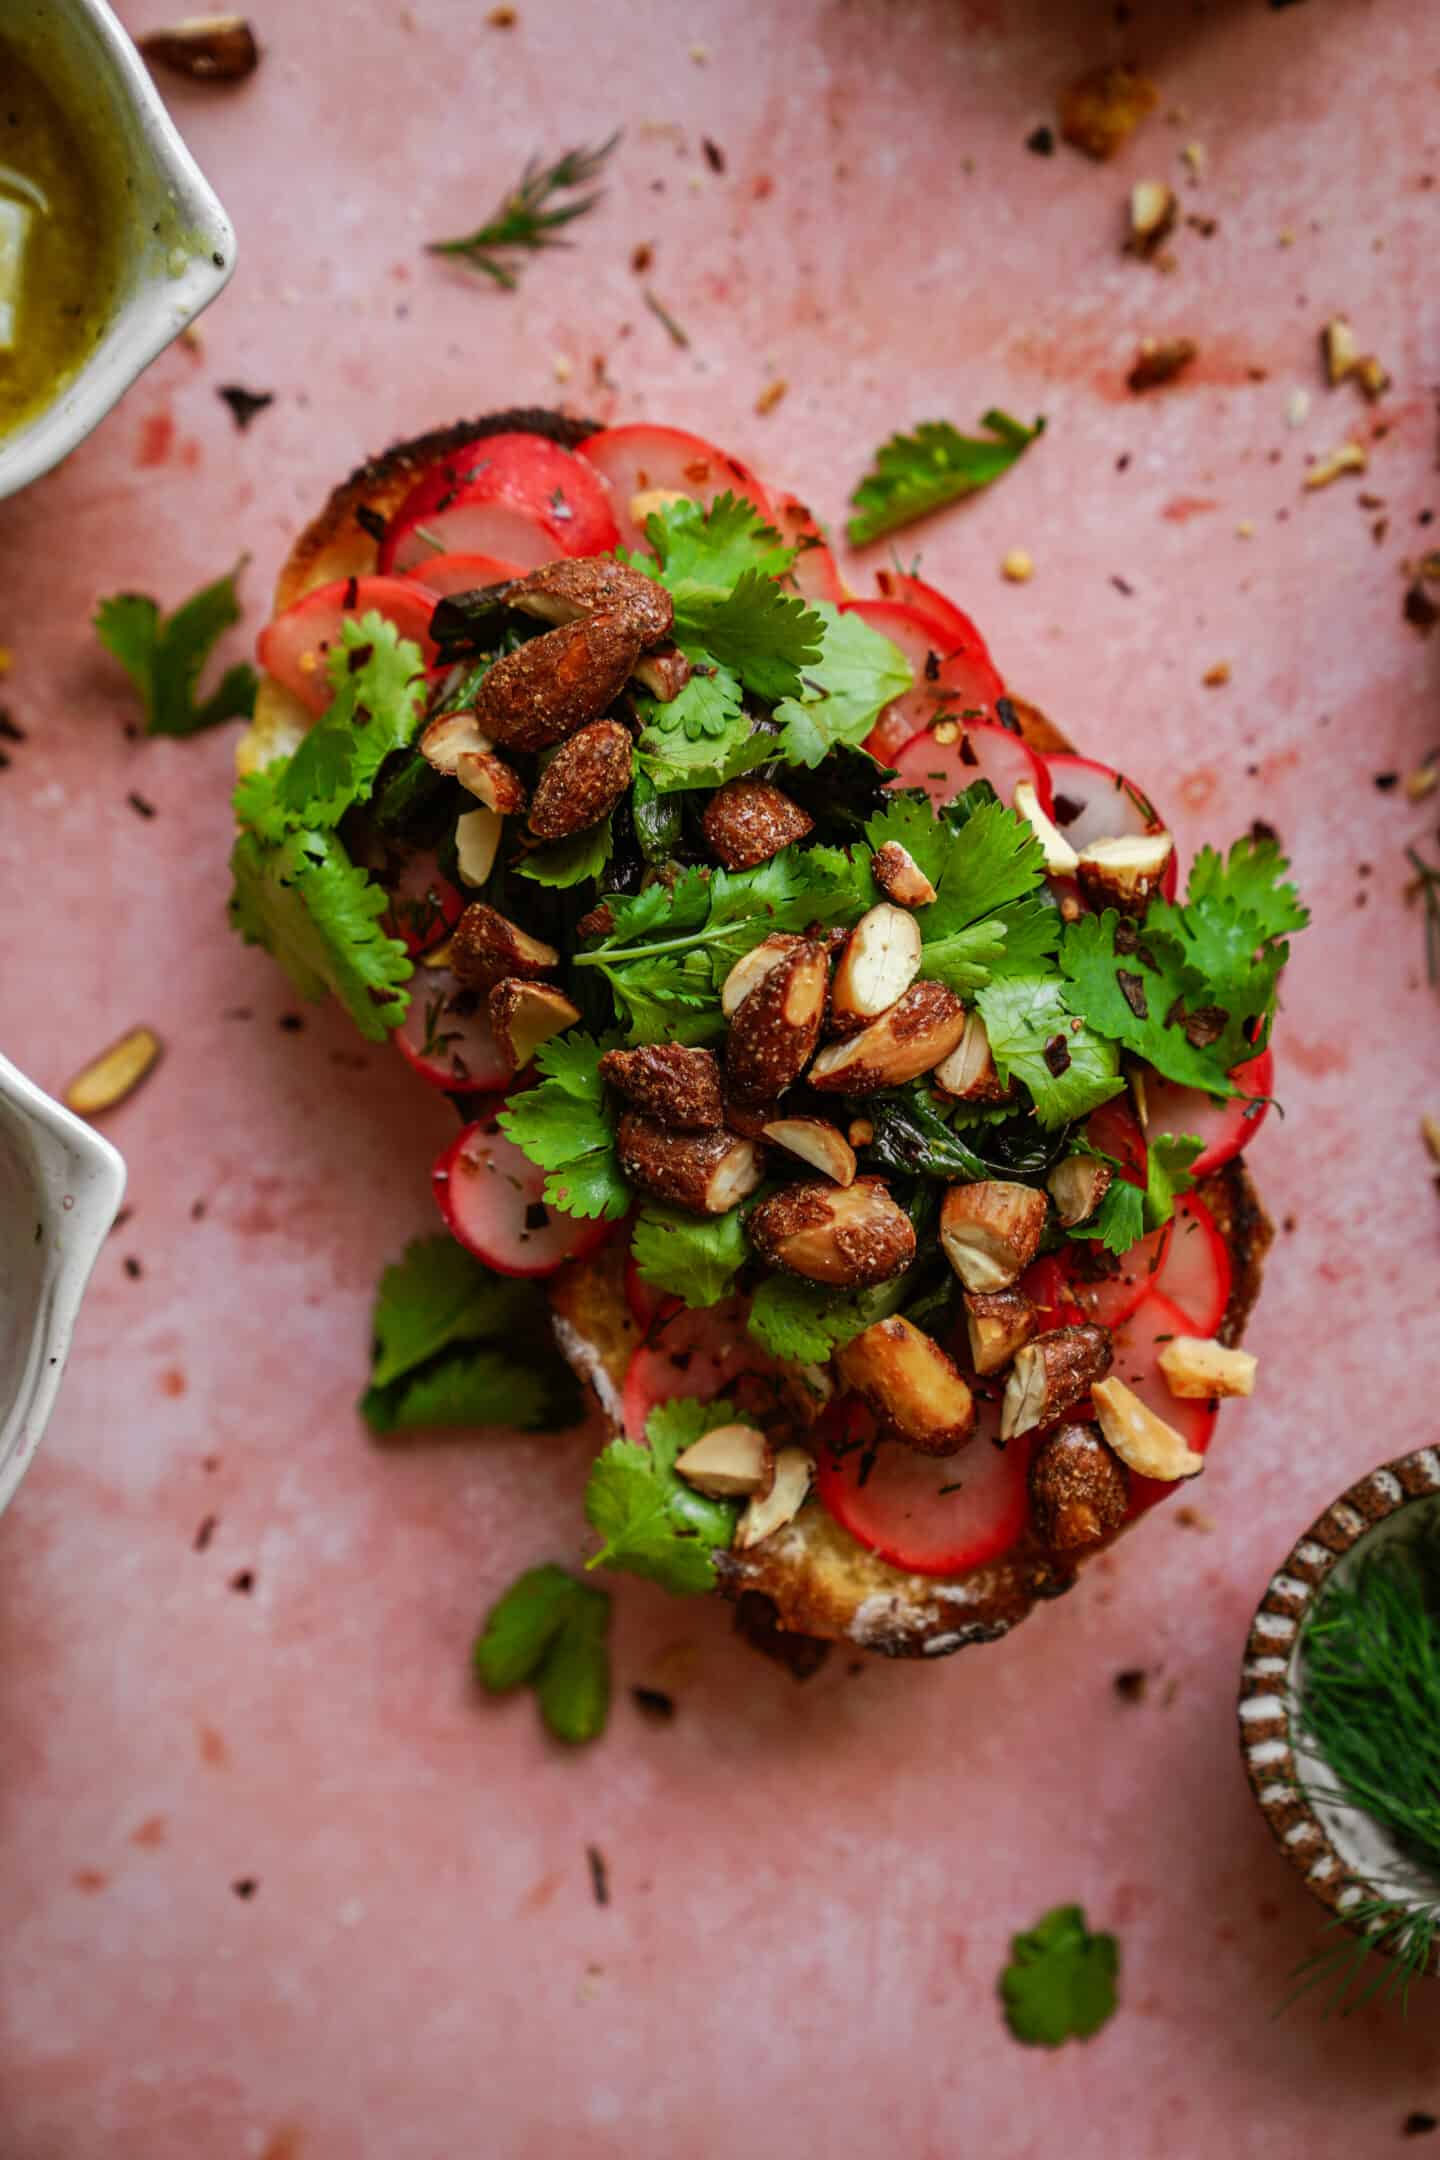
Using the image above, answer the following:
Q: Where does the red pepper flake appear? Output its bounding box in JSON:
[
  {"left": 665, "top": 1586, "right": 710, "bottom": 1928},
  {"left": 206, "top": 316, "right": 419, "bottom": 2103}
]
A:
[{"left": 217, "top": 384, "right": 274, "bottom": 432}]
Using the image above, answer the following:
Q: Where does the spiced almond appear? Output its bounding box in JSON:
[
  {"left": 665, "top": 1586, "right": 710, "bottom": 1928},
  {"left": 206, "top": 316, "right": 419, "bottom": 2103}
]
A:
[
  {"left": 1013, "top": 777, "right": 1079, "bottom": 873},
  {"left": 829, "top": 904, "right": 923, "bottom": 1034},
  {"left": 598, "top": 1043, "right": 725, "bottom": 1131},
  {"left": 616, "top": 1115, "right": 762, "bottom": 1214},
  {"left": 456, "top": 746, "right": 528, "bottom": 816},
  {"left": 1029, "top": 1423, "right": 1129, "bottom": 1551},
  {"left": 747, "top": 1176, "right": 915, "bottom": 1287},
  {"left": 734, "top": 1447, "right": 814, "bottom": 1549},
  {"left": 674, "top": 1422, "right": 774, "bottom": 1499},
  {"left": 725, "top": 939, "right": 828, "bottom": 1105},
  {"left": 808, "top": 981, "right": 968, "bottom": 1094},
  {"left": 421, "top": 708, "right": 490, "bottom": 775},
  {"left": 452, "top": 905, "right": 558, "bottom": 991},
  {"left": 835, "top": 1316, "right": 975, "bottom": 1455},
  {"left": 1092, "top": 1375, "right": 1205, "bottom": 1481},
  {"left": 527, "top": 718, "right": 633, "bottom": 840},
  {"left": 475, "top": 608, "right": 642, "bottom": 751},
  {"left": 871, "top": 840, "right": 937, "bottom": 909},
  {"left": 932, "top": 1010, "right": 1012, "bottom": 1103},
  {"left": 1075, "top": 831, "right": 1173, "bottom": 913},
  {"left": 721, "top": 933, "right": 804, "bottom": 1018},
  {"left": 630, "top": 644, "right": 692, "bottom": 701},
  {"left": 1047, "top": 1153, "right": 1114, "bottom": 1228},
  {"left": 1000, "top": 1324, "right": 1113, "bottom": 1440},
  {"left": 761, "top": 1117, "right": 857, "bottom": 1186},
  {"left": 503, "top": 557, "right": 674, "bottom": 645},
  {"left": 455, "top": 806, "right": 502, "bottom": 887},
  {"left": 488, "top": 980, "right": 580, "bottom": 1069},
  {"left": 702, "top": 778, "right": 814, "bottom": 870},
  {"left": 939, "top": 1179, "right": 1048, "bottom": 1291},
  {"left": 964, "top": 1286, "right": 1040, "bottom": 1377}
]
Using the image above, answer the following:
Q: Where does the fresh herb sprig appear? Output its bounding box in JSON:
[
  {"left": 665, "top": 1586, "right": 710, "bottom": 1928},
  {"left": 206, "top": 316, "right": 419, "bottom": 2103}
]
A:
[
  {"left": 848, "top": 411, "right": 1045, "bottom": 547},
  {"left": 428, "top": 134, "right": 620, "bottom": 289},
  {"left": 95, "top": 562, "right": 258, "bottom": 737}
]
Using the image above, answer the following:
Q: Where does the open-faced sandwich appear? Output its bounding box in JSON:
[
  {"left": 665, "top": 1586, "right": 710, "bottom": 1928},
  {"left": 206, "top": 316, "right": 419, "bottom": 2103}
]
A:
[{"left": 231, "top": 407, "right": 1305, "bottom": 1659}]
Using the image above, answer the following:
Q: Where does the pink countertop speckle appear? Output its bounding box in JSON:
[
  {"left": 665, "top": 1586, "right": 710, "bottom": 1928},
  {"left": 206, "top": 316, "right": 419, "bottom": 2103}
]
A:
[{"left": 2, "top": 1, "right": 1439, "bottom": 2152}]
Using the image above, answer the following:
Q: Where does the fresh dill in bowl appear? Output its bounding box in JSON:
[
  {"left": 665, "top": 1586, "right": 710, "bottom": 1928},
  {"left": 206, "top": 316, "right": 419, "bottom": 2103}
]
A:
[{"left": 1290, "top": 1518, "right": 1440, "bottom": 2011}]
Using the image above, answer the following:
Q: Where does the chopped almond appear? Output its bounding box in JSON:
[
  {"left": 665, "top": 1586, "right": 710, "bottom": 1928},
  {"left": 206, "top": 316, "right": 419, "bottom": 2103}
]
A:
[
  {"left": 1157, "top": 1336, "right": 1257, "bottom": 1399},
  {"left": 733, "top": 1447, "right": 814, "bottom": 1549},
  {"left": 761, "top": 1117, "right": 857, "bottom": 1186},
  {"left": 829, "top": 905, "right": 923, "bottom": 1033},
  {"left": 1304, "top": 442, "right": 1368, "bottom": 489},
  {"left": 808, "top": 982, "right": 967, "bottom": 1093},
  {"left": 933, "top": 1011, "right": 1012, "bottom": 1104},
  {"left": 871, "top": 841, "right": 937, "bottom": 908},
  {"left": 835, "top": 1316, "right": 975, "bottom": 1455},
  {"left": 1058, "top": 63, "right": 1158, "bottom": 161},
  {"left": 674, "top": 1423, "right": 774, "bottom": 1498},
  {"left": 421, "top": 708, "right": 490, "bottom": 775},
  {"left": 64, "top": 1025, "right": 162, "bottom": 1116},
  {"left": 1127, "top": 179, "right": 1177, "bottom": 257},
  {"left": 1321, "top": 316, "right": 1359, "bottom": 385},
  {"left": 963, "top": 1286, "right": 1039, "bottom": 1377},
  {"left": 721, "top": 934, "right": 804, "bottom": 1019},
  {"left": 1075, "top": 830, "right": 1174, "bottom": 912},
  {"left": 1013, "top": 778, "right": 1079, "bottom": 873},
  {"left": 940, "top": 1180, "right": 1048, "bottom": 1292},
  {"left": 457, "top": 746, "right": 528, "bottom": 816},
  {"left": 1092, "top": 1375, "right": 1204, "bottom": 1481},
  {"left": 1001, "top": 1325, "right": 1113, "bottom": 1440},
  {"left": 488, "top": 980, "right": 579, "bottom": 1069},
  {"left": 1047, "top": 1153, "right": 1113, "bottom": 1228},
  {"left": 1001, "top": 548, "right": 1034, "bottom": 583},
  {"left": 617, "top": 1116, "right": 762, "bottom": 1215},
  {"left": 455, "top": 806, "right": 502, "bottom": 887},
  {"left": 1127, "top": 337, "right": 1198, "bottom": 393}
]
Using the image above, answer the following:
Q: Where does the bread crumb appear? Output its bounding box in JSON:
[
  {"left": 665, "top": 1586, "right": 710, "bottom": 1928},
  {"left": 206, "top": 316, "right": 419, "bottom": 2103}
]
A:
[
  {"left": 552, "top": 354, "right": 573, "bottom": 383},
  {"left": 1235, "top": 520, "right": 1254, "bottom": 539},
  {"left": 1001, "top": 548, "right": 1034, "bottom": 583},
  {"left": 1286, "top": 387, "right": 1311, "bottom": 427},
  {"left": 1174, "top": 1504, "right": 1215, "bottom": 1532},
  {"left": 1422, "top": 1114, "right": 1440, "bottom": 1165},
  {"left": 754, "top": 378, "right": 787, "bottom": 417},
  {"left": 1304, "top": 442, "right": 1368, "bottom": 489}
]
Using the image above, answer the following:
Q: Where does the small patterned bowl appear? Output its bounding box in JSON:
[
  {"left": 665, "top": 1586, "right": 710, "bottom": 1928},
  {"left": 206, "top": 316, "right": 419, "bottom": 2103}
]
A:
[{"left": 1239, "top": 1448, "right": 1440, "bottom": 1976}]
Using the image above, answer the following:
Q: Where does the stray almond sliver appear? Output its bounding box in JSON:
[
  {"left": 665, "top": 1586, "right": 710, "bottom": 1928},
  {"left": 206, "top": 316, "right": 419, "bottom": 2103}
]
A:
[
  {"left": 674, "top": 1422, "right": 773, "bottom": 1499},
  {"left": 64, "top": 1026, "right": 162, "bottom": 1117},
  {"left": 733, "top": 1446, "right": 814, "bottom": 1549},
  {"left": 1156, "top": 1336, "right": 1256, "bottom": 1400},
  {"left": 1092, "top": 1375, "right": 1204, "bottom": 1481}
]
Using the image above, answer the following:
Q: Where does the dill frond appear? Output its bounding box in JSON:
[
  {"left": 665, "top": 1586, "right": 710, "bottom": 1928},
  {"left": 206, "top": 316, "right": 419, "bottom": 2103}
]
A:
[{"left": 428, "top": 134, "right": 620, "bottom": 289}]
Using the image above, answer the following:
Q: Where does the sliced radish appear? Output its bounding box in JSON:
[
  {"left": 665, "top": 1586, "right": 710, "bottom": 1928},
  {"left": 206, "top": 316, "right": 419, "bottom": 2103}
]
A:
[
  {"left": 402, "top": 550, "right": 524, "bottom": 597},
  {"left": 814, "top": 1388, "right": 1032, "bottom": 1577},
  {"left": 872, "top": 568, "right": 1004, "bottom": 695},
  {"left": 618, "top": 1297, "right": 786, "bottom": 1443},
  {"left": 1141, "top": 1046, "right": 1274, "bottom": 1175},
  {"left": 383, "top": 855, "right": 464, "bottom": 957},
  {"left": 1082, "top": 1096, "right": 1147, "bottom": 1186},
  {"left": 845, "top": 597, "right": 1006, "bottom": 755},
  {"left": 1041, "top": 751, "right": 1179, "bottom": 901},
  {"left": 773, "top": 493, "right": 846, "bottom": 602},
  {"left": 433, "top": 1112, "right": 610, "bottom": 1278},
  {"left": 1021, "top": 1221, "right": 1171, "bottom": 1334},
  {"left": 1151, "top": 1191, "right": 1231, "bottom": 1336},
  {"left": 624, "top": 1248, "right": 678, "bottom": 1333},
  {"left": 575, "top": 425, "right": 773, "bottom": 553},
  {"left": 889, "top": 717, "right": 1052, "bottom": 816},
  {"left": 258, "top": 577, "right": 439, "bottom": 717},
  {"left": 396, "top": 967, "right": 511, "bottom": 1092},
  {"left": 1107, "top": 1290, "right": 1220, "bottom": 1516},
  {"left": 380, "top": 434, "right": 619, "bottom": 573}
]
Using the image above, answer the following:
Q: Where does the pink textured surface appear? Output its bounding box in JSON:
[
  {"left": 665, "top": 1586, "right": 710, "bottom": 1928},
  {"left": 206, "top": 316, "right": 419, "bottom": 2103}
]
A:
[{"left": 2, "top": 1, "right": 1438, "bottom": 2152}]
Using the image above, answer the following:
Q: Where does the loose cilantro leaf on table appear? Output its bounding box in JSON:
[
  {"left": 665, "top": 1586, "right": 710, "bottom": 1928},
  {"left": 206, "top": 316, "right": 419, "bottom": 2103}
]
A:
[
  {"left": 848, "top": 411, "right": 1045, "bottom": 547},
  {"left": 364, "top": 1345, "right": 562, "bottom": 1435},
  {"left": 1070, "top": 1132, "right": 1202, "bottom": 1257},
  {"left": 584, "top": 1398, "right": 743, "bottom": 1594},
  {"left": 229, "top": 826, "right": 413, "bottom": 1040},
  {"left": 498, "top": 1032, "right": 629, "bottom": 1220},
  {"left": 630, "top": 1201, "right": 753, "bottom": 1308},
  {"left": 94, "top": 563, "right": 258, "bottom": 737},
  {"left": 975, "top": 974, "right": 1123, "bottom": 1127},
  {"left": 368, "top": 1235, "right": 535, "bottom": 1390},
  {"left": 473, "top": 1565, "right": 611, "bottom": 1746},
  {"left": 772, "top": 602, "right": 913, "bottom": 767},
  {"left": 999, "top": 1904, "right": 1120, "bottom": 2048}
]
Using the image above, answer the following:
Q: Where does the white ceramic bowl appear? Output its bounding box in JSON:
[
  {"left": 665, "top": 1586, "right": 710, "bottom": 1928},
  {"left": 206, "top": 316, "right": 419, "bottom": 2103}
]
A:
[
  {"left": 0, "top": 0, "right": 236, "bottom": 500},
  {"left": 0, "top": 1054, "right": 125, "bottom": 1519}
]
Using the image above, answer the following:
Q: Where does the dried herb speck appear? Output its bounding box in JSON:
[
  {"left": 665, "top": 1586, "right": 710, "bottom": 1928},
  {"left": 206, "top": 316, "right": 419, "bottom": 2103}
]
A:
[
  {"left": 217, "top": 385, "right": 274, "bottom": 432},
  {"left": 586, "top": 1844, "right": 610, "bottom": 1906}
]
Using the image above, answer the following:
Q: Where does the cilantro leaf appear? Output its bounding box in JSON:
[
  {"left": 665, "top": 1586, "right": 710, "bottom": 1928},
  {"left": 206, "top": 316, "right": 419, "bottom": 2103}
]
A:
[
  {"left": 772, "top": 603, "right": 912, "bottom": 767},
  {"left": 860, "top": 796, "right": 1049, "bottom": 993},
  {"left": 630, "top": 1201, "right": 752, "bottom": 1308},
  {"left": 985, "top": 895, "right": 1062, "bottom": 977},
  {"left": 686, "top": 569, "right": 824, "bottom": 701},
  {"left": 746, "top": 1272, "right": 907, "bottom": 1364},
  {"left": 584, "top": 1398, "right": 742, "bottom": 1594},
  {"left": 635, "top": 711, "right": 776, "bottom": 795},
  {"left": 848, "top": 411, "right": 1045, "bottom": 548},
  {"left": 367, "top": 1235, "right": 537, "bottom": 1389},
  {"left": 913, "top": 797, "right": 1048, "bottom": 937},
  {"left": 518, "top": 813, "right": 614, "bottom": 889},
  {"left": 863, "top": 794, "right": 953, "bottom": 890},
  {"left": 473, "top": 1565, "right": 611, "bottom": 1747},
  {"left": 473, "top": 1565, "right": 584, "bottom": 1692},
  {"left": 1000, "top": 1904, "right": 1119, "bottom": 2048},
  {"left": 1077, "top": 1176, "right": 1145, "bottom": 1257},
  {"left": 362, "top": 1344, "right": 563, "bottom": 1434},
  {"left": 273, "top": 614, "right": 428, "bottom": 827},
  {"left": 643, "top": 491, "right": 795, "bottom": 594},
  {"left": 640, "top": 657, "right": 744, "bottom": 742},
  {"left": 94, "top": 564, "right": 258, "bottom": 738},
  {"left": 916, "top": 919, "right": 1006, "bottom": 995},
  {"left": 1185, "top": 834, "right": 1309, "bottom": 943},
  {"left": 228, "top": 826, "right": 412, "bottom": 1040},
  {"left": 497, "top": 1032, "right": 629, "bottom": 1220},
  {"left": 974, "top": 973, "right": 1123, "bottom": 1127}
]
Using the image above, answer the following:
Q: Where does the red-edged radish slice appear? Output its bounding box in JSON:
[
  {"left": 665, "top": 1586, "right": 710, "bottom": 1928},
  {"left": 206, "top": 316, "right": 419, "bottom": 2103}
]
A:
[
  {"left": 814, "top": 1388, "right": 1032, "bottom": 1577},
  {"left": 383, "top": 856, "right": 464, "bottom": 957},
  {"left": 1082, "top": 1096, "right": 1148, "bottom": 1186},
  {"left": 618, "top": 1297, "right": 786, "bottom": 1443},
  {"left": 1141, "top": 1047, "right": 1274, "bottom": 1175},
  {"left": 402, "top": 550, "right": 524, "bottom": 597},
  {"left": 575, "top": 424, "right": 773, "bottom": 553},
  {"left": 846, "top": 598, "right": 1008, "bottom": 757},
  {"left": 624, "top": 1248, "right": 676, "bottom": 1333},
  {"left": 1106, "top": 1290, "right": 1220, "bottom": 1515},
  {"left": 1151, "top": 1191, "right": 1231, "bottom": 1336},
  {"left": 395, "top": 967, "right": 511, "bottom": 1093},
  {"left": 773, "top": 493, "right": 846, "bottom": 602},
  {"left": 873, "top": 568, "right": 1003, "bottom": 688},
  {"left": 433, "top": 1111, "right": 610, "bottom": 1278},
  {"left": 1041, "top": 751, "right": 1179, "bottom": 901},
  {"left": 380, "top": 434, "right": 619, "bottom": 573},
  {"left": 258, "top": 577, "right": 440, "bottom": 716},
  {"left": 890, "top": 717, "right": 1053, "bottom": 816}
]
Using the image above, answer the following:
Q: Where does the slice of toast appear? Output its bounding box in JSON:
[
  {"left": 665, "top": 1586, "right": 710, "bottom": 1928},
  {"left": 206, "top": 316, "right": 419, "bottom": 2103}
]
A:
[{"left": 246, "top": 413, "right": 1273, "bottom": 1661}]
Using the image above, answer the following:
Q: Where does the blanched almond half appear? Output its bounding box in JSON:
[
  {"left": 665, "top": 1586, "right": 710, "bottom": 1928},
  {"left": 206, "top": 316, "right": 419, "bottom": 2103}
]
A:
[
  {"left": 1092, "top": 1375, "right": 1205, "bottom": 1481},
  {"left": 421, "top": 709, "right": 490, "bottom": 775},
  {"left": 940, "top": 1180, "right": 1049, "bottom": 1291},
  {"left": 456, "top": 747, "right": 528, "bottom": 815},
  {"left": 964, "top": 1287, "right": 1039, "bottom": 1377},
  {"left": 488, "top": 980, "right": 580, "bottom": 1070},
  {"left": 1013, "top": 778, "right": 1079, "bottom": 874},
  {"left": 808, "top": 981, "right": 967, "bottom": 1094},
  {"left": 674, "top": 1422, "right": 774, "bottom": 1498},
  {"left": 721, "top": 934, "right": 803, "bottom": 1018},
  {"left": 64, "top": 1025, "right": 162, "bottom": 1116},
  {"left": 733, "top": 1446, "right": 814, "bottom": 1549},
  {"left": 1000, "top": 1325, "right": 1113, "bottom": 1440},
  {"left": 455, "top": 806, "right": 502, "bottom": 888},
  {"left": 1157, "top": 1336, "right": 1257, "bottom": 1400},
  {"left": 871, "top": 840, "right": 937, "bottom": 909},
  {"left": 1075, "top": 831, "right": 1173, "bottom": 911},
  {"left": 761, "top": 1117, "right": 857, "bottom": 1186},
  {"left": 835, "top": 1315, "right": 975, "bottom": 1455},
  {"left": 830, "top": 904, "right": 923, "bottom": 1032},
  {"left": 1047, "top": 1153, "right": 1113, "bottom": 1228},
  {"left": 932, "top": 1010, "right": 1011, "bottom": 1103}
]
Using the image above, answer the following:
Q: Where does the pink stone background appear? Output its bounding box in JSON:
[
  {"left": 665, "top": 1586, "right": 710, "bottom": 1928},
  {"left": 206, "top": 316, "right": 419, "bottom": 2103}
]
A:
[{"left": 2, "top": 0, "right": 1439, "bottom": 2152}]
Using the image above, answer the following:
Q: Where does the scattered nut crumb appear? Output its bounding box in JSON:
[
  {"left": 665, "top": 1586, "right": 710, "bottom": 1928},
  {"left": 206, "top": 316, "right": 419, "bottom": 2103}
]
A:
[
  {"left": 1126, "top": 179, "right": 1177, "bottom": 259},
  {"left": 1404, "top": 759, "right": 1438, "bottom": 799},
  {"left": 1321, "top": 316, "right": 1358, "bottom": 384},
  {"left": 551, "top": 354, "right": 573, "bottom": 383},
  {"left": 1202, "top": 661, "right": 1231, "bottom": 687},
  {"left": 1422, "top": 1114, "right": 1440, "bottom": 1166},
  {"left": 1127, "top": 337, "right": 1198, "bottom": 392},
  {"left": 1304, "top": 442, "right": 1368, "bottom": 489},
  {"left": 754, "top": 377, "right": 787, "bottom": 417},
  {"left": 932, "top": 719, "right": 960, "bottom": 745},
  {"left": 486, "top": 3, "right": 516, "bottom": 20},
  {"left": 1355, "top": 354, "right": 1391, "bottom": 401},
  {"left": 1404, "top": 585, "right": 1440, "bottom": 636},
  {"left": 1001, "top": 548, "right": 1034, "bottom": 583},
  {"left": 688, "top": 41, "right": 709, "bottom": 62},
  {"left": 64, "top": 1026, "right": 163, "bottom": 1117},
  {"left": 178, "top": 324, "right": 204, "bottom": 355},
  {"left": 1174, "top": 1504, "right": 1215, "bottom": 1532},
  {"left": 1277, "top": 227, "right": 1296, "bottom": 247},
  {"left": 1285, "top": 387, "right": 1311, "bottom": 428},
  {"left": 1235, "top": 520, "right": 1254, "bottom": 538},
  {"left": 1180, "top": 140, "right": 1207, "bottom": 178},
  {"left": 1058, "top": 63, "right": 1159, "bottom": 160}
]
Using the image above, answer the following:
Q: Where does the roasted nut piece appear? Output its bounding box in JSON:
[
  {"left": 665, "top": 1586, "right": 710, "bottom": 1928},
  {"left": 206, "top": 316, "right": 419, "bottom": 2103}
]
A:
[
  {"left": 488, "top": 979, "right": 580, "bottom": 1069},
  {"left": 725, "top": 939, "right": 828, "bottom": 1105},
  {"left": 721, "top": 1094, "right": 781, "bottom": 1140},
  {"left": 451, "top": 905, "right": 559, "bottom": 991},
  {"left": 932, "top": 1010, "right": 1013, "bottom": 1103},
  {"left": 631, "top": 644, "right": 692, "bottom": 700},
  {"left": 1075, "top": 831, "right": 1174, "bottom": 913},
  {"left": 616, "top": 1114, "right": 762, "bottom": 1214},
  {"left": 1321, "top": 316, "right": 1359, "bottom": 385},
  {"left": 964, "top": 1287, "right": 1040, "bottom": 1377},
  {"left": 1059, "top": 62, "right": 1159, "bottom": 160},
  {"left": 747, "top": 1177, "right": 916, "bottom": 1287},
  {"left": 1157, "top": 1336, "right": 1257, "bottom": 1400},
  {"left": 871, "top": 840, "right": 937, "bottom": 909},
  {"left": 598, "top": 1043, "right": 725, "bottom": 1130},
  {"left": 1092, "top": 1375, "right": 1205, "bottom": 1481},
  {"left": 734, "top": 1447, "right": 814, "bottom": 1549},
  {"left": 1013, "top": 778, "right": 1079, "bottom": 874},
  {"left": 1127, "top": 337, "right": 1199, "bottom": 393},
  {"left": 421, "top": 708, "right": 490, "bottom": 774},
  {"left": 527, "top": 718, "right": 633, "bottom": 840},
  {"left": 1127, "top": 179, "right": 1178, "bottom": 258},
  {"left": 64, "top": 1025, "right": 162, "bottom": 1116},
  {"left": 778, "top": 1359, "right": 835, "bottom": 1424},
  {"left": 674, "top": 1422, "right": 774, "bottom": 1498},
  {"left": 1047, "top": 1153, "right": 1114, "bottom": 1228},
  {"left": 761, "top": 1117, "right": 857, "bottom": 1187},
  {"left": 1001, "top": 1324, "right": 1114, "bottom": 1440},
  {"left": 1029, "top": 1423, "right": 1130, "bottom": 1551},
  {"left": 702, "top": 778, "right": 814, "bottom": 870},
  {"left": 829, "top": 905, "right": 923, "bottom": 1034},
  {"left": 808, "top": 982, "right": 968, "bottom": 1094},
  {"left": 139, "top": 14, "right": 259, "bottom": 80},
  {"left": 455, "top": 806, "right": 502, "bottom": 887},
  {"left": 503, "top": 558, "right": 674, "bottom": 646},
  {"left": 940, "top": 1179, "right": 1049, "bottom": 1291},
  {"left": 475, "top": 609, "right": 643, "bottom": 752},
  {"left": 835, "top": 1316, "right": 976, "bottom": 1455},
  {"left": 721, "top": 933, "right": 804, "bottom": 1017},
  {"left": 456, "top": 746, "right": 528, "bottom": 815},
  {"left": 574, "top": 901, "right": 614, "bottom": 940}
]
